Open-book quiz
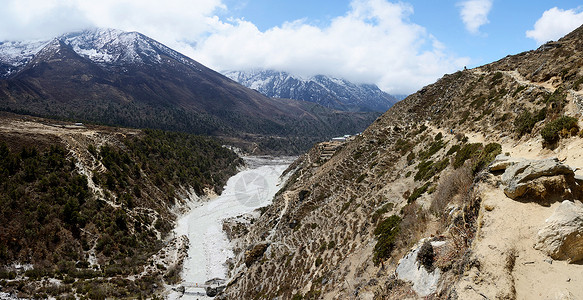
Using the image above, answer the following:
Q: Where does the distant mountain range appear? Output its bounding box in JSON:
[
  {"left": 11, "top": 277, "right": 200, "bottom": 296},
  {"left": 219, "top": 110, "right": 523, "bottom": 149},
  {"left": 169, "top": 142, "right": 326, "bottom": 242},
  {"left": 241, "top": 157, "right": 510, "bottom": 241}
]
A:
[
  {"left": 0, "top": 29, "right": 379, "bottom": 154},
  {"left": 223, "top": 70, "right": 399, "bottom": 112}
]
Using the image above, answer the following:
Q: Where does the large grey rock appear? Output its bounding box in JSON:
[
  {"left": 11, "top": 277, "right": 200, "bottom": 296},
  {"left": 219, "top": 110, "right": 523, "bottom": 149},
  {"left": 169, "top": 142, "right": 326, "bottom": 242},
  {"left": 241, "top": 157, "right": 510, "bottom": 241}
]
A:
[
  {"left": 501, "top": 158, "right": 577, "bottom": 203},
  {"left": 535, "top": 200, "right": 583, "bottom": 263},
  {"left": 396, "top": 240, "right": 445, "bottom": 297}
]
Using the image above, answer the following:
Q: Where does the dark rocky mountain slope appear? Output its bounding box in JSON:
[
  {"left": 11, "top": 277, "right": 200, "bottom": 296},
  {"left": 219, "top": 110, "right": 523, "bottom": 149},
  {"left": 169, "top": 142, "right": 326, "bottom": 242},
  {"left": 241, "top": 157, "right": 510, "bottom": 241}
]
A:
[{"left": 0, "top": 29, "right": 377, "bottom": 154}]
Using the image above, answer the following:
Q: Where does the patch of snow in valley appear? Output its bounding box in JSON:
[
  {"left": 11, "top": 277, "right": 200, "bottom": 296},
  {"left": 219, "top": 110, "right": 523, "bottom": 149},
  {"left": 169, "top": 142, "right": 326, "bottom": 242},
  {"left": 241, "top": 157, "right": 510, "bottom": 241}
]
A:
[{"left": 168, "top": 156, "right": 294, "bottom": 299}]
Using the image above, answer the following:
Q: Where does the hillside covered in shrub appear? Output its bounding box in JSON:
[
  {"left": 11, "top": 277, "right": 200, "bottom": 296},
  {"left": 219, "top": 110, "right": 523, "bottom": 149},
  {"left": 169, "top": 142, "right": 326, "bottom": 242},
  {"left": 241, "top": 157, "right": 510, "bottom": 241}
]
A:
[{"left": 0, "top": 114, "right": 242, "bottom": 298}]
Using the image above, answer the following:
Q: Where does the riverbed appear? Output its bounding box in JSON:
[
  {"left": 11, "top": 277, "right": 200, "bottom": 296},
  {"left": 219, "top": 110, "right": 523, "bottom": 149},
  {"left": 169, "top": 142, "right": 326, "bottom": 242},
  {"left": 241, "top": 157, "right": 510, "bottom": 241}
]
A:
[{"left": 168, "top": 156, "right": 294, "bottom": 298}]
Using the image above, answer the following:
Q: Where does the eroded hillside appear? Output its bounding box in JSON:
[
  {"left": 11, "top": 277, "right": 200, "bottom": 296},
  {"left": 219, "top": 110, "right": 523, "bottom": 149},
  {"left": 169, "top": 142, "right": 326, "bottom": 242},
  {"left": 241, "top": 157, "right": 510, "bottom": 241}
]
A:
[
  {"left": 0, "top": 113, "right": 242, "bottom": 298},
  {"left": 222, "top": 26, "right": 583, "bottom": 299}
]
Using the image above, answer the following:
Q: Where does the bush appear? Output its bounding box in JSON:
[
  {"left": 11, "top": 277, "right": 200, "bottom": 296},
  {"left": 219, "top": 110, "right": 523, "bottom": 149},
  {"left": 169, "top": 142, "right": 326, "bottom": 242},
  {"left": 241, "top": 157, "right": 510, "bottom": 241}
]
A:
[
  {"left": 315, "top": 257, "right": 323, "bottom": 267},
  {"left": 514, "top": 109, "right": 546, "bottom": 137},
  {"left": 453, "top": 143, "right": 482, "bottom": 169},
  {"left": 541, "top": 116, "right": 579, "bottom": 145},
  {"left": 446, "top": 144, "right": 461, "bottom": 156},
  {"left": 419, "top": 140, "right": 444, "bottom": 160},
  {"left": 430, "top": 165, "right": 473, "bottom": 217},
  {"left": 407, "top": 182, "right": 431, "bottom": 203},
  {"left": 417, "top": 241, "right": 434, "bottom": 271},
  {"left": 414, "top": 159, "right": 449, "bottom": 181},
  {"left": 471, "top": 143, "right": 502, "bottom": 174},
  {"left": 373, "top": 215, "right": 401, "bottom": 265},
  {"left": 372, "top": 203, "right": 394, "bottom": 223}
]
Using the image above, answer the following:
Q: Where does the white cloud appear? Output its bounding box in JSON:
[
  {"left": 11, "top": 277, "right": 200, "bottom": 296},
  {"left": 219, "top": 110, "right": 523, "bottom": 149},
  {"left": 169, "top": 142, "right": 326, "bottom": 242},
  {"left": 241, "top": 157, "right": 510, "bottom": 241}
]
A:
[
  {"left": 0, "top": 0, "right": 225, "bottom": 44},
  {"left": 457, "top": 0, "right": 493, "bottom": 34},
  {"left": 195, "top": 0, "right": 469, "bottom": 94},
  {"left": 526, "top": 7, "right": 583, "bottom": 45},
  {"left": 0, "top": 0, "right": 469, "bottom": 94}
]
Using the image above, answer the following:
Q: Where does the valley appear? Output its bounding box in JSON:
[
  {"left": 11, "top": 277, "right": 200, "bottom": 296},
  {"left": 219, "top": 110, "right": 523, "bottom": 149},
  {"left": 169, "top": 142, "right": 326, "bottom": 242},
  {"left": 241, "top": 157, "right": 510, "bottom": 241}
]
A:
[{"left": 1, "top": 18, "right": 583, "bottom": 300}]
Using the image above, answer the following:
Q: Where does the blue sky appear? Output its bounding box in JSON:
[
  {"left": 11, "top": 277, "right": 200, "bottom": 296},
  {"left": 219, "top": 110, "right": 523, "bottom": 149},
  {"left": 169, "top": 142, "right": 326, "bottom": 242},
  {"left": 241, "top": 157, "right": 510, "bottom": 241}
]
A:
[
  {"left": 222, "top": 0, "right": 583, "bottom": 68},
  {"left": 1, "top": 0, "right": 583, "bottom": 94}
]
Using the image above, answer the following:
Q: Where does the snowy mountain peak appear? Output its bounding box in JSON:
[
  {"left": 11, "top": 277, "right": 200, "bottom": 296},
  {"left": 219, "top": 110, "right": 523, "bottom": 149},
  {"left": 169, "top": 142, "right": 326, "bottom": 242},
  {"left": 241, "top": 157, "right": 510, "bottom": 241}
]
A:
[
  {"left": 0, "top": 28, "right": 200, "bottom": 78},
  {"left": 223, "top": 69, "right": 399, "bottom": 112},
  {"left": 60, "top": 28, "right": 164, "bottom": 65}
]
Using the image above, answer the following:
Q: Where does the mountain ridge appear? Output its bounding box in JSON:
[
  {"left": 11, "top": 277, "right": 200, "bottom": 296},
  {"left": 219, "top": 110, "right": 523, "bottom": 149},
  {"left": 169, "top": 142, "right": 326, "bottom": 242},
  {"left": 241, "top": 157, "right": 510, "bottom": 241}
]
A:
[
  {"left": 223, "top": 69, "right": 399, "bottom": 112},
  {"left": 0, "top": 28, "right": 378, "bottom": 154}
]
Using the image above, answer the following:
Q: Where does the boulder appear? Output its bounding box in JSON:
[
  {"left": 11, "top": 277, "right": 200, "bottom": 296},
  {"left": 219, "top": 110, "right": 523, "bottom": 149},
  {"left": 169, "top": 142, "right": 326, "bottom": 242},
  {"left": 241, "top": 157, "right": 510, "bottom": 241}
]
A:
[
  {"left": 396, "top": 240, "right": 445, "bottom": 297},
  {"left": 535, "top": 200, "right": 583, "bottom": 263},
  {"left": 500, "top": 158, "right": 578, "bottom": 203}
]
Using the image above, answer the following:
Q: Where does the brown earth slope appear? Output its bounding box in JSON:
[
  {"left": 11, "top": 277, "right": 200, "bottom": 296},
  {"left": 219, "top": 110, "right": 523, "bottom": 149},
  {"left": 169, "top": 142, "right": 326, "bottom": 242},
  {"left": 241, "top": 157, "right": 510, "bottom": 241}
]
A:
[{"left": 221, "top": 25, "right": 583, "bottom": 299}]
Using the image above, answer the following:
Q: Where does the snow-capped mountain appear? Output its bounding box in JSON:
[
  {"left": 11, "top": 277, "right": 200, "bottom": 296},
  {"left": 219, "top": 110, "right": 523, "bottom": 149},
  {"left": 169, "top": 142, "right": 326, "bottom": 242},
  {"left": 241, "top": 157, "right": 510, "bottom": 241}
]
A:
[
  {"left": 0, "top": 28, "right": 205, "bottom": 78},
  {"left": 223, "top": 70, "right": 399, "bottom": 112}
]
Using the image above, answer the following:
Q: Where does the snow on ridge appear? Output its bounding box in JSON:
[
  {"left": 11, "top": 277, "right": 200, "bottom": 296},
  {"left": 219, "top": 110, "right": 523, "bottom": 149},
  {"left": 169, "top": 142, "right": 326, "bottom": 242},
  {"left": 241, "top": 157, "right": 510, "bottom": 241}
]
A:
[
  {"left": 222, "top": 69, "right": 398, "bottom": 111},
  {"left": 0, "top": 39, "right": 49, "bottom": 66}
]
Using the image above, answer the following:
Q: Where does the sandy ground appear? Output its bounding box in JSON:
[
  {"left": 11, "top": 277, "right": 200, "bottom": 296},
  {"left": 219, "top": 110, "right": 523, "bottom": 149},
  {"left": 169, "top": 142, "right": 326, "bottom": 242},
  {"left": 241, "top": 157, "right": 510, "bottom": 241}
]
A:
[{"left": 455, "top": 178, "right": 583, "bottom": 300}]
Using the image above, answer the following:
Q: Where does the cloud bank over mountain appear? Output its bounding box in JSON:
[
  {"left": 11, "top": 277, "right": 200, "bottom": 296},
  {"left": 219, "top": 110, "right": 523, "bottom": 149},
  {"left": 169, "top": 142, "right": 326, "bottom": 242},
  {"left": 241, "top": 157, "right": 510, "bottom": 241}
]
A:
[{"left": 0, "top": 0, "right": 470, "bottom": 94}]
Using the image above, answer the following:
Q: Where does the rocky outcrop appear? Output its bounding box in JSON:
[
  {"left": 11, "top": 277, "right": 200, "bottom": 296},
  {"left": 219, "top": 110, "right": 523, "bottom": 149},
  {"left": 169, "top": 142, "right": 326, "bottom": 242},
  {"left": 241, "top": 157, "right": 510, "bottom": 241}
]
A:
[
  {"left": 396, "top": 240, "right": 445, "bottom": 297},
  {"left": 535, "top": 200, "right": 583, "bottom": 263},
  {"left": 244, "top": 243, "right": 269, "bottom": 267},
  {"left": 499, "top": 157, "right": 579, "bottom": 204}
]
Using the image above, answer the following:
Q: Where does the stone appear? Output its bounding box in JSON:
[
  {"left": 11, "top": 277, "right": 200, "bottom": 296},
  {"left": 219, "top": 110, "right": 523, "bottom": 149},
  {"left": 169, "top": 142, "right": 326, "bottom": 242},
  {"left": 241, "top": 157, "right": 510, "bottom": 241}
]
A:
[
  {"left": 500, "top": 157, "right": 578, "bottom": 203},
  {"left": 535, "top": 200, "right": 583, "bottom": 263},
  {"left": 396, "top": 240, "right": 445, "bottom": 297}
]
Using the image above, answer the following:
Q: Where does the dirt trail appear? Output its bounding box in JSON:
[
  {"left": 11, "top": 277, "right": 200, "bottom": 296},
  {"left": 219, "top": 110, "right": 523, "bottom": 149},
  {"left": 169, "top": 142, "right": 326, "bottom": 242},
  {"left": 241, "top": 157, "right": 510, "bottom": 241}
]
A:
[{"left": 455, "top": 178, "right": 583, "bottom": 300}]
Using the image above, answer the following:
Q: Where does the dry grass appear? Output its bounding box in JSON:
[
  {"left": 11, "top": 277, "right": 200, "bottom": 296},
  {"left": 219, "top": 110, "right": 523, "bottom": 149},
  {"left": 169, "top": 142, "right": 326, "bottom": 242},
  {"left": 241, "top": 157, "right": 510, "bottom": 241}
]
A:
[{"left": 430, "top": 165, "right": 473, "bottom": 217}]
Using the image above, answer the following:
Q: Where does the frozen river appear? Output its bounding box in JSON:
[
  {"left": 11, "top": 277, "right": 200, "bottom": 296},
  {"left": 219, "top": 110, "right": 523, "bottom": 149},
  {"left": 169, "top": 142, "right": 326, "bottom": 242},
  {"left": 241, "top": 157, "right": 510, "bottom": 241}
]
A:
[{"left": 169, "top": 156, "right": 294, "bottom": 298}]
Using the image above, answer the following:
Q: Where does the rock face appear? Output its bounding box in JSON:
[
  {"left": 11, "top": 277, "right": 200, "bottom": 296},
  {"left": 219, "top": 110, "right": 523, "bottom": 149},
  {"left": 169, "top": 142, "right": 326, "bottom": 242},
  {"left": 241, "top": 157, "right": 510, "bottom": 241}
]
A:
[
  {"left": 535, "top": 200, "right": 583, "bottom": 263},
  {"left": 500, "top": 157, "right": 578, "bottom": 204}
]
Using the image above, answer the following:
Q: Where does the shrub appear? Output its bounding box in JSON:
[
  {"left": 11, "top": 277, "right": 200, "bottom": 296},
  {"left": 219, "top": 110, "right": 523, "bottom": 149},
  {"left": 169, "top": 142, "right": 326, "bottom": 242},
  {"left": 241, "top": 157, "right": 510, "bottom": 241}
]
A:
[
  {"left": 315, "top": 257, "right": 323, "bottom": 267},
  {"left": 415, "top": 159, "right": 448, "bottom": 181},
  {"left": 471, "top": 143, "right": 502, "bottom": 174},
  {"left": 454, "top": 132, "right": 466, "bottom": 141},
  {"left": 406, "top": 151, "right": 415, "bottom": 162},
  {"left": 453, "top": 143, "right": 482, "bottom": 169},
  {"left": 417, "top": 241, "right": 434, "bottom": 271},
  {"left": 430, "top": 165, "right": 473, "bottom": 217},
  {"left": 419, "top": 140, "right": 444, "bottom": 160},
  {"left": 408, "top": 182, "right": 431, "bottom": 203},
  {"left": 372, "top": 202, "right": 394, "bottom": 223},
  {"left": 373, "top": 215, "right": 401, "bottom": 265},
  {"left": 395, "top": 139, "right": 413, "bottom": 155},
  {"left": 541, "top": 116, "right": 579, "bottom": 145},
  {"left": 292, "top": 293, "right": 303, "bottom": 300},
  {"left": 446, "top": 144, "right": 461, "bottom": 156},
  {"left": 327, "top": 241, "right": 336, "bottom": 250},
  {"left": 514, "top": 108, "right": 546, "bottom": 137}
]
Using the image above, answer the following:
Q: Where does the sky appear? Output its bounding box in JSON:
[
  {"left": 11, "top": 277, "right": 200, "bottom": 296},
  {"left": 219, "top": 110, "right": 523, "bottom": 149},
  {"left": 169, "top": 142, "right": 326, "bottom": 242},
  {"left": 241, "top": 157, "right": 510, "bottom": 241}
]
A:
[{"left": 1, "top": 0, "right": 583, "bottom": 95}]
